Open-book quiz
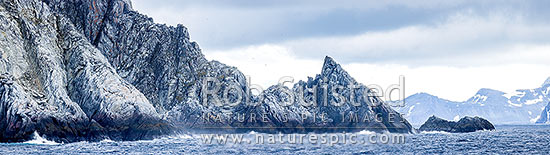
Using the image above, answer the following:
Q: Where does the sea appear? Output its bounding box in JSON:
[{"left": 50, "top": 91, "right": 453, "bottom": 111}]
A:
[{"left": 0, "top": 125, "right": 549, "bottom": 154}]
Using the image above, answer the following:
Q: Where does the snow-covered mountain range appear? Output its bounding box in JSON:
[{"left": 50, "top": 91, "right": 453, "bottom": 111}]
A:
[{"left": 395, "top": 78, "right": 550, "bottom": 125}]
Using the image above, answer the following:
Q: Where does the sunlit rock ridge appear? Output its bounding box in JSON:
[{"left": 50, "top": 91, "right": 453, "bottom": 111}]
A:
[{"left": 0, "top": 0, "right": 412, "bottom": 142}]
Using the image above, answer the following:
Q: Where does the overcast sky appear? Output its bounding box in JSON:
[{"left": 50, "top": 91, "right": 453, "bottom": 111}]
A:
[{"left": 132, "top": 0, "right": 550, "bottom": 101}]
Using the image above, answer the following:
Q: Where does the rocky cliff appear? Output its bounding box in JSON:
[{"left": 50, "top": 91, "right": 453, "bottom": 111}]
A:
[
  {"left": 0, "top": 0, "right": 412, "bottom": 142},
  {"left": 0, "top": 0, "right": 169, "bottom": 142}
]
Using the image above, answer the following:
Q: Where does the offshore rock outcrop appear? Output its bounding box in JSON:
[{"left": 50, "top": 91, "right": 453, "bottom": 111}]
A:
[
  {"left": 419, "top": 116, "right": 495, "bottom": 133},
  {"left": 0, "top": 0, "right": 413, "bottom": 142}
]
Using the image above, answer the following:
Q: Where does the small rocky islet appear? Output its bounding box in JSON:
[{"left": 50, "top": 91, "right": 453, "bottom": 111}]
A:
[{"left": 419, "top": 115, "right": 495, "bottom": 133}]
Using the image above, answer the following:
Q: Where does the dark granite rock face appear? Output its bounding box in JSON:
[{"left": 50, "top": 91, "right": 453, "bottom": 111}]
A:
[{"left": 419, "top": 116, "right": 495, "bottom": 133}]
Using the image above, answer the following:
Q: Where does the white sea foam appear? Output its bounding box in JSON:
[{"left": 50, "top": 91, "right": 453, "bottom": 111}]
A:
[
  {"left": 172, "top": 134, "right": 193, "bottom": 139},
  {"left": 135, "top": 134, "right": 195, "bottom": 143},
  {"left": 23, "top": 131, "right": 60, "bottom": 145},
  {"left": 357, "top": 130, "right": 375, "bottom": 135},
  {"left": 420, "top": 131, "right": 451, "bottom": 134}
]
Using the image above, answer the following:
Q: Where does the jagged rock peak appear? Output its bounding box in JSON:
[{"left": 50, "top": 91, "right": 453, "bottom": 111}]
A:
[
  {"left": 321, "top": 56, "right": 340, "bottom": 75},
  {"left": 320, "top": 56, "right": 356, "bottom": 84},
  {"left": 323, "top": 56, "right": 337, "bottom": 66}
]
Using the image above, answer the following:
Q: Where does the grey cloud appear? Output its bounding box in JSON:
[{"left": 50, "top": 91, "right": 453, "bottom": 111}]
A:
[{"left": 132, "top": 0, "right": 550, "bottom": 66}]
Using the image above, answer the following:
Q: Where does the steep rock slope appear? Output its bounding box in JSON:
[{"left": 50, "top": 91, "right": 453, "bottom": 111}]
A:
[
  {"left": 44, "top": 0, "right": 247, "bottom": 115},
  {"left": 0, "top": 0, "right": 167, "bottom": 142}
]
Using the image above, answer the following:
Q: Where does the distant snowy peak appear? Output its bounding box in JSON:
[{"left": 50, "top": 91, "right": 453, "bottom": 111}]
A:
[
  {"left": 410, "top": 92, "right": 439, "bottom": 99},
  {"left": 543, "top": 77, "right": 550, "bottom": 87},
  {"left": 474, "top": 88, "right": 505, "bottom": 96},
  {"left": 466, "top": 88, "right": 507, "bottom": 106},
  {"left": 407, "top": 92, "right": 451, "bottom": 102},
  {"left": 508, "top": 85, "right": 550, "bottom": 107}
]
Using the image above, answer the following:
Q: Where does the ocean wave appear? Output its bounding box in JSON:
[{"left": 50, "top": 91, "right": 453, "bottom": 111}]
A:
[
  {"left": 169, "top": 134, "right": 193, "bottom": 139},
  {"left": 420, "top": 131, "right": 452, "bottom": 134},
  {"left": 23, "top": 132, "right": 60, "bottom": 145},
  {"left": 100, "top": 139, "right": 115, "bottom": 143},
  {"left": 357, "top": 130, "right": 376, "bottom": 135}
]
